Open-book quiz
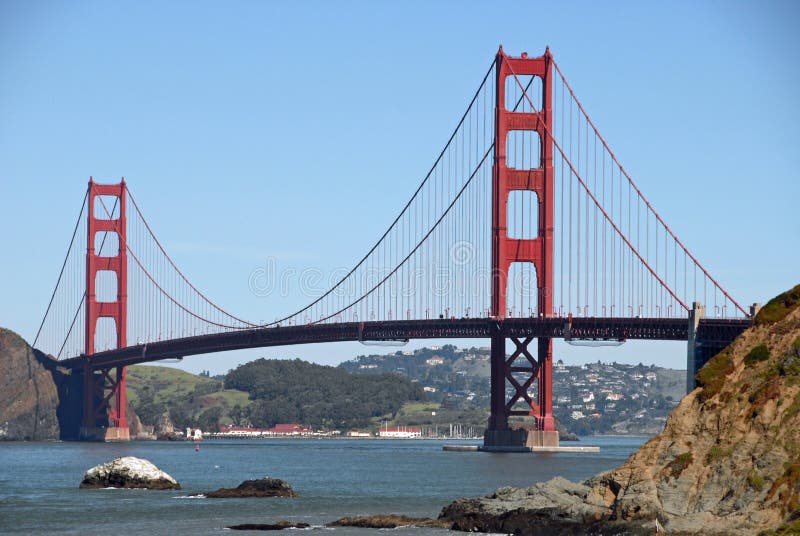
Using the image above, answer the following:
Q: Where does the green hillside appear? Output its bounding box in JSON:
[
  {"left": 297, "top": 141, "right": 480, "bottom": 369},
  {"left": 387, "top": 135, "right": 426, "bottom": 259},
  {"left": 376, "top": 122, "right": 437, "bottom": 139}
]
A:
[
  {"left": 126, "top": 365, "right": 252, "bottom": 431},
  {"left": 127, "top": 365, "right": 219, "bottom": 406},
  {"left": 126, "top": 360, "right": 427, "bottom": 433}
]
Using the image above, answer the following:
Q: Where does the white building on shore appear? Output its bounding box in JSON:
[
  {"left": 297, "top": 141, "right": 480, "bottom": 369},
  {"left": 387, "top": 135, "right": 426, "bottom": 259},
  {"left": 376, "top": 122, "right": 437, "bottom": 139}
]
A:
[{"left": 378, "top": 426, "right": 422, "bottom": 438}]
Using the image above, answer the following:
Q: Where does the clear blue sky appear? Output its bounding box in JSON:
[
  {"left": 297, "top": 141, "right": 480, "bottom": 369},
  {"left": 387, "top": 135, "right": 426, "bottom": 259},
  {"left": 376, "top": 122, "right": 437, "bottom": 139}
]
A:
[{"left": 1, "top": 1, "right": 798, "bottom": 374}]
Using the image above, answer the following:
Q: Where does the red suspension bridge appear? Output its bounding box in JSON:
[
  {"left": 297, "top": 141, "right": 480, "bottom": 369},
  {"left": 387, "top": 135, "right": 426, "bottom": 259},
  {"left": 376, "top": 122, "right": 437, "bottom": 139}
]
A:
[{"left": 34, "top": 47, "right": 753, "bottom": 444}]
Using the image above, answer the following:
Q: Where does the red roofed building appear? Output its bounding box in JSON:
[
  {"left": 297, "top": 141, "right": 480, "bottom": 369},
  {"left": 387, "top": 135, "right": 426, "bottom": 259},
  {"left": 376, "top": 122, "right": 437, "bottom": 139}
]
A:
[{"left": 268, "top": 423, "right": 312, "bottom": 436}]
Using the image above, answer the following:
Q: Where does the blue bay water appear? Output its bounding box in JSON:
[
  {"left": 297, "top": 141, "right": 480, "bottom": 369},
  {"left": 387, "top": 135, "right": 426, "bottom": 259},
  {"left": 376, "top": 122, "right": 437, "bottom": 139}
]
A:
[{"left": 0, "top": 436, "right": 646, "bottom": 535}]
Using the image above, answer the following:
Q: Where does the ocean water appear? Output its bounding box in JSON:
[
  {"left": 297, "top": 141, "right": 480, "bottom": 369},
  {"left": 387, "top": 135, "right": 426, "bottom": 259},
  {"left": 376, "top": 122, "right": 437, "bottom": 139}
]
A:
[{"left": 0, "top": 437, "right": 647, "bottom": 535}]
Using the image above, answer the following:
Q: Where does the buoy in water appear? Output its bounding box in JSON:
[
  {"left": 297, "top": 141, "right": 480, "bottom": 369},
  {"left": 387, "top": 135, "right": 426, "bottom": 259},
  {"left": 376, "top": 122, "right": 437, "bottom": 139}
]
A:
[{"left": 195, "top": 444, "right": 200, "bottom": 452}]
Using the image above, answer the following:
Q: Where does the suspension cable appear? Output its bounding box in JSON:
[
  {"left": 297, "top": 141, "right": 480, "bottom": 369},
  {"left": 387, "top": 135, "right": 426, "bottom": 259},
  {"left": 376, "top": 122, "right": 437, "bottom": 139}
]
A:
[
  {"left": 551, "top": 60, "right": 747, "bottom": 316},
  {"left": 126, "top": 186, "right": 257, "bottom": 327},
  {"left": 314, "top": 144, "right": 494, "bottom": 324},
  {"left": 265, "top": 59, "right": 497, "bottom": 328},
  {"left": 33, "top": 189, "right": 88, "bottom": 348},
  {"left": 504, "top": 58, "right": 689, "bottom": 312},
  {"left": 95, "top": 194, "right": 246, "bottom": 329}
]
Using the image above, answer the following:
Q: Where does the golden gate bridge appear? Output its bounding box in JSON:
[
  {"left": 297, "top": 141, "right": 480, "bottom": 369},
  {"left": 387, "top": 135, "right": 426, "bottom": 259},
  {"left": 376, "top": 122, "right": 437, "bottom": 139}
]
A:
[{"left": 33, "top": 47, "right": 753, "bottom": 445}]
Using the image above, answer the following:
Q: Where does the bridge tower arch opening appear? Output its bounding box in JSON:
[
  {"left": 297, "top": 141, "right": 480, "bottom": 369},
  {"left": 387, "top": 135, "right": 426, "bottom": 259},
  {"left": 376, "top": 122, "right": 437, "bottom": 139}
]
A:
[
  {"left": 486, "top": 47, "right": 558, "bottom": 449},
  {"left": 80, "top": 178, "right": 130, "bottom": 441}
]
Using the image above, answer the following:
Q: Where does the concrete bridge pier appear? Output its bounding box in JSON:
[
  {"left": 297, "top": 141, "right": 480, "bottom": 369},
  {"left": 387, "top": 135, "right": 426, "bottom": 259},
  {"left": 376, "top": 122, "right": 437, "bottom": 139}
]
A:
[
  {"left": 687, "top": 302, "right": 760, "bottom": 394},
  {"left": 686, "top": 302, "right": 705, "bottom": 394},
  {"left": 77, "top": 363, "right": 130, "bottom": 442}
]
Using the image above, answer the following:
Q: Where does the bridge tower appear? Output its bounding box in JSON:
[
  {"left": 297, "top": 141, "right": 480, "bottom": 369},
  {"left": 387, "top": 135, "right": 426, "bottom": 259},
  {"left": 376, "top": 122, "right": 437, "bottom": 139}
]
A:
[
  {"left": 485, "top": 47, "right": 558, "bottom": 449},
  {"left": 80, "top": 178, "right": 130, "bottom": 441}
]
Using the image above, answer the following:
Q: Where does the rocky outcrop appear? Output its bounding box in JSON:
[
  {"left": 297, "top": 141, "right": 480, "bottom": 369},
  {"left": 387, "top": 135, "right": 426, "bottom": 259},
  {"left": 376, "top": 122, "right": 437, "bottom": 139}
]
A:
[
  {"left": 441, "top": 285, "right": 800, "bottom": 535},
  {"left": 441, "top": 477, "right": 650, "bottom": 535},
  {"left": 227, "top": 521, "right": 310, "bottom": 531},
  {"left": 79, "top": 456, "right": 181, "bottom": 489},
  {"left": 127, "top": 405, "right": 145, "bottom": 437},
  {"left": 0, "top": 328, "right": 62, "bottom": 440},
  {"left": 155, "top": 412, "right": 183, "bottom": 440},
  {"left": 204, "top": 478, "right": 297, "bottom": 498},
  {"left": 555, "top": 419, "right": 579, "bottom": 441},
  {"left": 329, "top": 515, "right": 452, "bottom": 529}
]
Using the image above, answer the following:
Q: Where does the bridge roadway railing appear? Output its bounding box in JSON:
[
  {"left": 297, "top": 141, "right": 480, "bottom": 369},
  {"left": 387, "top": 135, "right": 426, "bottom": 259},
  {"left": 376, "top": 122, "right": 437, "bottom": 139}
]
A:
[{"left": 60, "top": 317, "right": 751, "bottom": 371}]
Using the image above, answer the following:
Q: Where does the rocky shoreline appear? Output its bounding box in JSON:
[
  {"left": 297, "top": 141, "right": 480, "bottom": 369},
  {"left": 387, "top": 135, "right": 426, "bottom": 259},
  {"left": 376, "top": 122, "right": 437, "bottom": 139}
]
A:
[{"left": 436, "top": 285, "right": 800, "bottom": 536}]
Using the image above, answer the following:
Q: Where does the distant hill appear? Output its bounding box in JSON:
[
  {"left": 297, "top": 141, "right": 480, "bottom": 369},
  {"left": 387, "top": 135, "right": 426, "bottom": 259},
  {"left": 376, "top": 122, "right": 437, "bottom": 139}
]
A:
[
  {"left": 225, "top": 358, "right": 425, "bottom": 430},
  {"left": 340, "top": 345, "right": 687, "bottom": 435},
  {"left": 127, "top": 362, "right": 432, "bottom": 434},
  {"left": 339, "top": 344, "right": 490, "bottom": 403}
]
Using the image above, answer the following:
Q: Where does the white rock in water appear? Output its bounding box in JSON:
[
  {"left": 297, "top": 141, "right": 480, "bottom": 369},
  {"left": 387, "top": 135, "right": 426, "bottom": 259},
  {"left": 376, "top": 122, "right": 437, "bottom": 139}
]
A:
[{"left": 80, "top": 456, "right": 181, "bottom": 490}]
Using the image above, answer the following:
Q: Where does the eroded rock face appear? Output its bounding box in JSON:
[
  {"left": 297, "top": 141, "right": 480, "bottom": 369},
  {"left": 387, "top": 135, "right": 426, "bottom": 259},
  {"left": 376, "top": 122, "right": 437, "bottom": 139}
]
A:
[
  {"left": 204, "top": 478, "right": 296, "bottom": 498},
  {"left": 441, "top": 286, "right": 800, "bottom": 535},
  {"left": 0, "top": 328, "right": 61, "bottom": 440},
  {"left": 79, "top": 456, "right": 181, "bottom": 489}
]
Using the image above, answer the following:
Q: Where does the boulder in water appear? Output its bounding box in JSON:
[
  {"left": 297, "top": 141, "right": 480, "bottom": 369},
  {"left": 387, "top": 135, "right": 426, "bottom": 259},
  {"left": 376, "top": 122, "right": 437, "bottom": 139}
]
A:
[
  {"left": 205, "top": 478, "right": 296, "bottom": 498},
  {"left": 80, "top": 456, "right": 180, "bottom": 489},
  {"left": 227, "top": 521, "right": 310, "bottom": 530}
]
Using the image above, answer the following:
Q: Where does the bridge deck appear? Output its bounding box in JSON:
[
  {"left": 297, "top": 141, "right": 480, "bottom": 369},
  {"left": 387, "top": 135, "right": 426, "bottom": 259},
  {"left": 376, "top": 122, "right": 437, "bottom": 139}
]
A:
[{"left": 60, "top": 317, "right": 750, "bottom": 371}]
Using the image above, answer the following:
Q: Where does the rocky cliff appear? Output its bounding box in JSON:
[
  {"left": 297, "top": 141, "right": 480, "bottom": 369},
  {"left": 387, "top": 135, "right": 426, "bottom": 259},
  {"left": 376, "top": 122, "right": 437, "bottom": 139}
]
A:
[
  {"left": 0, "top": 327, "right": 173, "bottom": 441},
  {"left": 0, "top": 328, "right": 62, "bottom": 440},
  {"left": 441, "top": 285, "right": 800, "bottom": 535}
]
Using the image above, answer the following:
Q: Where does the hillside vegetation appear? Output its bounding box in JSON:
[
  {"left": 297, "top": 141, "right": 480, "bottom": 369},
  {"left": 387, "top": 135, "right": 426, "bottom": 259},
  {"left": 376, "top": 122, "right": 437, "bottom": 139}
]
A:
[
  {"left": 225, "top": 358, "right": 425, "bottom": 430},
  {"left": 127, "top": 365, "right": 250, "bottom": 432},
  {"left": 128, "top": 359, "right": 426, "bottom": 432}
]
